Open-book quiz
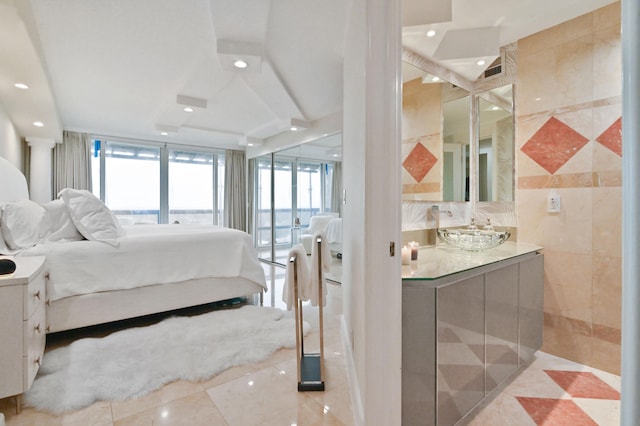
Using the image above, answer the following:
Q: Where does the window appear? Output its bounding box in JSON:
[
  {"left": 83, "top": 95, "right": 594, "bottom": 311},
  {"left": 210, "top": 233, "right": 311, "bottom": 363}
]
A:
[
  {"left": 169, "top": 150, "right": 213, "bottom": 224},
  {"left": 91, "top": 139, "right": 225, "bottom": 225}
]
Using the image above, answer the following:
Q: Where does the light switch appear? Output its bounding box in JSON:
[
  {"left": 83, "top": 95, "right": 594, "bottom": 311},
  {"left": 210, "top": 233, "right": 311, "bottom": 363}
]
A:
[{"left": 547, "top": 191, "right": 561, "bottom": 213}]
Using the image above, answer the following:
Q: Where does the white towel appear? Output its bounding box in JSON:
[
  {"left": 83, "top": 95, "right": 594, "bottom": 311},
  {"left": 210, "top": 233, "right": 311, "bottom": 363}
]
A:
[
  {"left": 282, "top": 244, "right": 311, "bottom": 311},
  {"left": 308, "top": 232, "right": 331, "bottom": 307}
]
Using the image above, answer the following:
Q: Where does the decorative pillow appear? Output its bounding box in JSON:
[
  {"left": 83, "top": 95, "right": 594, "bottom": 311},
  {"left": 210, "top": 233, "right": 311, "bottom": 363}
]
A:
[
  {"left": 42, "top": 199, "right": 85, "bottom": 242},
  {"left": 58, "top": 188, "right": 122, "bottom": 246},
  {"left": 0, "top": 199, "right": 47, "bottom": 249},
  {"left": 0, "top": 211, "right": 15, "bottom": 255}
]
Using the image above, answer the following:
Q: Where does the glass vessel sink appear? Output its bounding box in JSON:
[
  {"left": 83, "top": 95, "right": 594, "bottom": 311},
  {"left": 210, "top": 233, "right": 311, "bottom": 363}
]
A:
[{"left": 437, "top": 228, "right": 511, "bottom": 251}]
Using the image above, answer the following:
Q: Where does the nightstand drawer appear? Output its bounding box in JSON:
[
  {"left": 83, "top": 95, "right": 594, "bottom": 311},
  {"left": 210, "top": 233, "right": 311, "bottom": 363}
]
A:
[
  {"left": 24, "top": 301, "right": 46, "bottom": 389},
  {"left": 24, "top": 270, "right": 45, "bottom": 320}
]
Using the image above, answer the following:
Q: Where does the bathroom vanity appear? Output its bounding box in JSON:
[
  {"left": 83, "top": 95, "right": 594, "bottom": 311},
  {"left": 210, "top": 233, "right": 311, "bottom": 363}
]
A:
[{"left": 402, "top": 242, "right": 543, "bottom": 426}]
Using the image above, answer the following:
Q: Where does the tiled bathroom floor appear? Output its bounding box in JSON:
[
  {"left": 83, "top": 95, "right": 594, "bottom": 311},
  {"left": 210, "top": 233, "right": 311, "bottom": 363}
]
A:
[
  {"left": 465, "top": 351, "right": 620, "bottom": 425},
  {"left": 0, "top": 261, "right": 620, "bottom": 425}
]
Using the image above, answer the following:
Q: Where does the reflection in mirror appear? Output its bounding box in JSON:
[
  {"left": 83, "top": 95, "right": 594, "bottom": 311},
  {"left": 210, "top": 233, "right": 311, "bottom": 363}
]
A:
[
  {"left": 249, "top": 135, "right": 342, "bottom": 265},
  {"left": 442, "top": 87, "right": 470, "bottom": 202},
  {"left": 401, "top": 61, "right": 471, "bottom": 202},
  {"left": 477, "top": 84, "right": 514, "bottom": 202}
]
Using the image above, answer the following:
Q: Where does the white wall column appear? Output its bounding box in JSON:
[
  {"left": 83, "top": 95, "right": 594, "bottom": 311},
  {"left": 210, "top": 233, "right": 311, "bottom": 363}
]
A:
[
  {"left": 26, "top": 137, "right": 55, "bottom": 203},
  {"left": 343, "top": 0, "right": 402, "bottom": 424},
  {"left": 621, "top": 0, "right": 640, "bottom": 424}
]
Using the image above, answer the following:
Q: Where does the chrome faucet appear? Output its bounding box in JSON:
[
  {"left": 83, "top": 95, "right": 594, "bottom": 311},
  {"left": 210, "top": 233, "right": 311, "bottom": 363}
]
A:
[{"left": 428, "top": 205, "right": 453, "bottom": 244}]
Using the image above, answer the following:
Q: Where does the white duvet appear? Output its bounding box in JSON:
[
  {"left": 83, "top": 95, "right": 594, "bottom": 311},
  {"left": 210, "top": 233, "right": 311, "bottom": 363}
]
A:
[{"left": 19, "top": 224, "right": 267, "bottom": 301}]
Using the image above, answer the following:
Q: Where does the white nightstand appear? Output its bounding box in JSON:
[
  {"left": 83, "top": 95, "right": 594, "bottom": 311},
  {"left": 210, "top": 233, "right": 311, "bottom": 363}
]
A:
[{"left": 0, "top": 256, "right": 46, "bottom": 413}]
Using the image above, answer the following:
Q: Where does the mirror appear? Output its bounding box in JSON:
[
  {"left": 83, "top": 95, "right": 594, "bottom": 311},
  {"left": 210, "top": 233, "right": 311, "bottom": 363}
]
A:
[
  {"left": 249, "top": 135, "right": 342, "bottom": 265},
  {"left": 477, "top": 85, "right": 514, "bottom": 202},
  {"left": 401, "top": 60, "right": 515, "bottom": 204}
]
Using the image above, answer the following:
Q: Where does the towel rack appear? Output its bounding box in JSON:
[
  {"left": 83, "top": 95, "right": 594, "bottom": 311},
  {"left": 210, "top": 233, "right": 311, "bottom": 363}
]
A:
[{"left": 290, "top": 236, "right": 325, "bottom": 392}]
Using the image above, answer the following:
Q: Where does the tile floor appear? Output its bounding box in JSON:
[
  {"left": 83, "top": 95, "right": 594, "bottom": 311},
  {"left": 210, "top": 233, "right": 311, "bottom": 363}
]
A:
[{"left": 0, "top": 261, "right": 621, "bottom": 426}]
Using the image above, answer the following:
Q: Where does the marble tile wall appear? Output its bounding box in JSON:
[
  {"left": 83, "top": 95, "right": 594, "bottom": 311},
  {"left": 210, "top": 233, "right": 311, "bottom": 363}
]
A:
[
  {"left": 515, "top": 1, "right": 621, "bottom": 374},
  {"left": 402, "top": 78, "right": 442, "bottom": 200}
]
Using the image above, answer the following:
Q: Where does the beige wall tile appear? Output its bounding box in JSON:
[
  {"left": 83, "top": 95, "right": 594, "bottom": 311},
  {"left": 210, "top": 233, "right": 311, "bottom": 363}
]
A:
[
  {"left": 593, "top": 1, "right": 621, "bottom": 31},
  {"left": 543, "top": 250, "right": 593, "bottom": 322},
  {"left": 592, "top": 255, "right": 622, "bottom": 329},
  {"left": 593, "top": 25, "right": 622, "bottom": 100},
  {"left": 555, "top": 36, "right": 594, "bottom": 107},
  {"left": 592, "top": 187, "right": 621, "bottom": 258},
  {"left": 542, "top": 325, "right": 592, "bottom": 366},
  {"left": 591, "top": 338, "right": 621, "bottom": 375}
]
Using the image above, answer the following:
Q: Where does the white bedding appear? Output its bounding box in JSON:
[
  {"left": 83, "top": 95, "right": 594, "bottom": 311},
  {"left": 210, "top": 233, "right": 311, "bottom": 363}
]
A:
[{"left": 19, "top": 224, "right": 267, "bottom": 301}]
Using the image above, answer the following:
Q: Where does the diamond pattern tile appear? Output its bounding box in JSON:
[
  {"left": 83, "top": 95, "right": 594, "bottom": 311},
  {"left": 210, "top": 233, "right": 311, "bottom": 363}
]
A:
[
  {"left": 596, "top": 117, "right": 622, "bottom": 157},
  {"left": 544, "top": 370, "right": 620, "bottom": 400},
  {"left": 521, "top": 117, "right": 589, "bottom": 174},
  {"left": 403, "top": 142, "right": 437, "bottom": 182},
  {"left": 516, "top": 397, "right": 598, "bottom": 426}
]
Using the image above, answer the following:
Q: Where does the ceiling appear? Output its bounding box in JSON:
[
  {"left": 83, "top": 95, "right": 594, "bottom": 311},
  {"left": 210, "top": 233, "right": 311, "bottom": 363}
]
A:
[{"left": 0, "top": 0, "right": 617, "bottom": 151}]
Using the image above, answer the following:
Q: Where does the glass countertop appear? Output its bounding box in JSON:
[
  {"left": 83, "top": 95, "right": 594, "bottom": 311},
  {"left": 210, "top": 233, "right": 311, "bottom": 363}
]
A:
[{"left": 402, "top": 242, "right": 542, "bottom": 281}]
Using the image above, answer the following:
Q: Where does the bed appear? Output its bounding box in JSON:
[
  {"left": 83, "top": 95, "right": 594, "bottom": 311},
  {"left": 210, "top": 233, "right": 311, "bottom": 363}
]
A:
[{"left": 0, "top": 156, "right": 266, "bottom": 333}]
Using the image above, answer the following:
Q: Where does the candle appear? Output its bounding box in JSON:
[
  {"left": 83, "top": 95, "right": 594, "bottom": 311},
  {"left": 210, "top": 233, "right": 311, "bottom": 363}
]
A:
[
  {"left": 401, "top": 246, "right": 411, "bottom": 265},
  {"left": 409, "top": 241, "right": 419, "bottom": 261}
]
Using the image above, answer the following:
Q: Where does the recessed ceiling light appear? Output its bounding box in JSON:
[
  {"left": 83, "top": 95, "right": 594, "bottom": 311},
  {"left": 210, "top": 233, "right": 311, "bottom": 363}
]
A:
[
  {"left": 290, "top": 126, "right": 298, "bottom": 131},
  {"left": 160, "top": 131, "right": 168, "bottom": 136},
  {"left": 233, "top": 59, "right": 248, "bottom": 69},
  {"left": 426, "top": 30, "right": 436, "bottom": 37},
  {"left": 491, "top": 106, "right": 500, "bottom": 111},
  {"left": 477, "top": 60, "right": 486, "bottom": 66},
  {"left": 14, "top": 83, "right": 29, "bottom": 90},
  {"left": 535, "top": 97, "right": 542, "bottom": 101},
  {"left": 248, "top": 143, "right": 254, "bottom": 147},
  {"left": 322, "top": 133, "right": 329, "bottom": 137},
  {"left": 33, "top": 121, "right": 44, "bottom": 127},
  {"left": 183, "top": 107, "right": 195, "bottom": 113},
  {"left": 431, "top": 76, "right": 440, "bottom": 82}
]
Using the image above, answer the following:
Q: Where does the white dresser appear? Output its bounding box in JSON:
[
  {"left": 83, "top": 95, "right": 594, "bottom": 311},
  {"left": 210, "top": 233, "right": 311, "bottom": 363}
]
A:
[{"left": 0, "top": 256, "right": 46, "bottom": 411}]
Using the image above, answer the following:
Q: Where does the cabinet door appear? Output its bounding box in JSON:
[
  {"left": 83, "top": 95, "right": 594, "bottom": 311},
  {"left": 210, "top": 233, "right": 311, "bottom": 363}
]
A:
[
  {"left": 486, "top": 264, "right": 519, "bottom": 391},
  {"left": 519, "top": 254, "right": 544, "bottom": 363},
  {"left": 0, "top": 285, "right": 24, "bottom": 398},
  {"left": 436, "top": 275, "right": 485, "bottom": 426},
  {"left": 402, "top": 284, "right": 436, "bottom": 426}
]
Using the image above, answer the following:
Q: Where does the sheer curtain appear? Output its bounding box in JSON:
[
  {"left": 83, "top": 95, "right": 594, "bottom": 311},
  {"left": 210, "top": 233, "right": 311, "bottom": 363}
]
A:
[
  {"left": 331, "top": 161, "right": 343, "bottom": 216},
  {"left": 53, "top": 131, "right": 92, "bottom": 195},
  {"left": 224, "top": 150, "right": 246, "bottom": 231}
]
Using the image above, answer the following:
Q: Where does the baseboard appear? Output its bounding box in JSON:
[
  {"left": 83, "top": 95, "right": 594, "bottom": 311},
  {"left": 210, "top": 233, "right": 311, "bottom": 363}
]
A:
[{"left": 340, "top": 315, "right": 364, "bottom": 426}]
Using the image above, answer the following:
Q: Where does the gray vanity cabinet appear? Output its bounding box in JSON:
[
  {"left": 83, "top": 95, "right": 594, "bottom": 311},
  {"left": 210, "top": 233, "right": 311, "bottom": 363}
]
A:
[{"left": 402, "top": 251, "right": 543, "bottom": 426}]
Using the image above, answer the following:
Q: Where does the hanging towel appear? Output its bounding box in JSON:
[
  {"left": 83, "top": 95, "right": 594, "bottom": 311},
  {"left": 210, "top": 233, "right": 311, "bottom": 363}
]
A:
[
  {"left": 308, "top": 232, "right": 331, "bottom": 307},
  {"left": 282, "top": 244, "right": 311, "bottom": 311}
]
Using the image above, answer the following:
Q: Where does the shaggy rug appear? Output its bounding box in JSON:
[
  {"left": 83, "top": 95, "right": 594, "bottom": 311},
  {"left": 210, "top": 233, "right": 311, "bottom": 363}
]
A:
[{"left": 24, "top": 305, "right": 307, "bottom": 414}]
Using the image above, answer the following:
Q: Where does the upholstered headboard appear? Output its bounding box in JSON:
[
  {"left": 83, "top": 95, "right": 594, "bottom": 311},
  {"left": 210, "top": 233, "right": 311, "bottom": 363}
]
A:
[{"left": 0, "top": 156, "right": 29, "bottom": 203}]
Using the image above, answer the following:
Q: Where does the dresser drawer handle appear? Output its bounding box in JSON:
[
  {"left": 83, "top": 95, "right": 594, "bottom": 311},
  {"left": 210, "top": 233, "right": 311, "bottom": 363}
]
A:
[
  {"left": 34, "top": 290, "right": 41, "bottom": 300},
  {"left": 34, "top": 323, "right": 42, "bottom": 334}
]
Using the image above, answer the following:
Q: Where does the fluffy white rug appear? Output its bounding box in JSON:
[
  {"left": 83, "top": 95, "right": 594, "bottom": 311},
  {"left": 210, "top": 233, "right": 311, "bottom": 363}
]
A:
[{"left": 25, "top": 305, "right": 307, "bottom": 414}]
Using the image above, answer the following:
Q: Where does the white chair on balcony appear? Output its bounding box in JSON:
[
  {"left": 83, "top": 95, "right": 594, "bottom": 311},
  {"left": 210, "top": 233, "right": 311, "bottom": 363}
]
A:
[{"left": 300, "top": 214, "right": 338, "bottom": 254}]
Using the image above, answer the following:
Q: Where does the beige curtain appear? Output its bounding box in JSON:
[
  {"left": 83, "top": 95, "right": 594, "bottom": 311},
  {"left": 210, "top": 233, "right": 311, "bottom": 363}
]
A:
[
  {"left": 53, "top": 131, "right": 92, "bottom": 195},
  {"left": 246, "top": 158, "right": 256, "bottom": 235},
  {"left": 224, "top": 150, "right": 246, "bottom": 231}
]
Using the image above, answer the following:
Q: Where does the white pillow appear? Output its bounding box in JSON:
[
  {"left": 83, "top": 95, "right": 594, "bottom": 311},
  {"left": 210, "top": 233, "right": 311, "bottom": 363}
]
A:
[
  {"left": 42, "top": 199, "right": 85, "bottom": 242},
  {"left": 58, "top": 188, "right": 122, "bottom": 246},
  {"left": 0, "top": 200, "right": 47, "bottom": 249}
]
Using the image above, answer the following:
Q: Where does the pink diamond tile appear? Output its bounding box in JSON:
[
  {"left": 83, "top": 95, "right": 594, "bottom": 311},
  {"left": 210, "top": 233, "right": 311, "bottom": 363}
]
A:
[
  {"left": 516, "top": 397, "right": 598, "bottom": 426},
  {"left": 596, "top": 117, "right": 622, "bottom": 157},
  {"left": 521, "top": 117, "right": 589, "bottom": 174},
  {"left": 544, "top": 370, "right": 621, "bottom": 400},
  {"left": 403, "top": 142, "right": 437, "bottom": 182}
]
